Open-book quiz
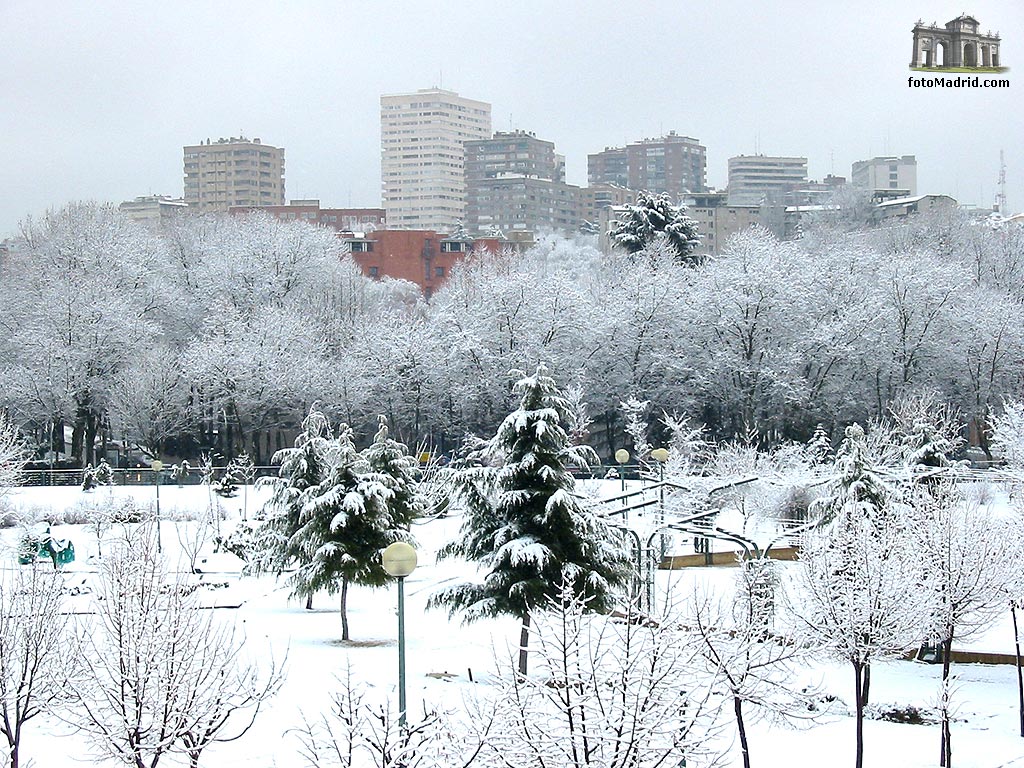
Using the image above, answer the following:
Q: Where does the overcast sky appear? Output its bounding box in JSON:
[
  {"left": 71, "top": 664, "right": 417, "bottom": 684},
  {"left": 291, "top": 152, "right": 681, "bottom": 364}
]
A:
[{"left": 1, "top": 0, "right": 1021, "bottom": 236}]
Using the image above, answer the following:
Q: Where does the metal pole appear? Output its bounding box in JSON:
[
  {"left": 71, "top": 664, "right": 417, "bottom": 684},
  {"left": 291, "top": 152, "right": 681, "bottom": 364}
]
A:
[
  {"left": 398, "top": 575, "right": 407, "bottom": 729},
  {"left": 155, "top": 472, "right": 162, "bottom": 553}
]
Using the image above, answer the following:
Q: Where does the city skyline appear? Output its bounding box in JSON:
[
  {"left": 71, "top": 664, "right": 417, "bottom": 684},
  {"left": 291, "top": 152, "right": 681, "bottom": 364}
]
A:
[{"left": 1, "top": 0, "right": 1020, "bottom": 236}]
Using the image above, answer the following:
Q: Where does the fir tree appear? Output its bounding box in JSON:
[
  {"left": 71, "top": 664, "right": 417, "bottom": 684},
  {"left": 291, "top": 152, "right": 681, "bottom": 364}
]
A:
[
  {"left": 293, "top": 422, "right": 417, "bottom": 641},
  {"left": 812, "top": 424, "right": 890, "bottom": 527},
  {"left": 807, "top": 423, "right": 832, "bottom": 465},
  {"left": 430, "top": 364, "right": 633, "bottom": 675},
  {"left": 251, "top": 407, "right": 336, "bottom": 610},
  {"left": 362, "top": 416, "right": 428, "bottom": 526},
  {"left": 607, "top": 190, "right": 703, "bottom": 266}
]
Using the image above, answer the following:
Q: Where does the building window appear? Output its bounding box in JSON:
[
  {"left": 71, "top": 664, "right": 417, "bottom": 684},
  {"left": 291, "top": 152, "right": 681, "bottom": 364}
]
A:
[
  {"left": 368, "top": 266, "right": 379, "bottom": 278},
  {"left": 435, "top": 266, "right": 445, "bottom": 278},
  {"left": 349, "top": 241, "right": 374, "bottom": 253}
]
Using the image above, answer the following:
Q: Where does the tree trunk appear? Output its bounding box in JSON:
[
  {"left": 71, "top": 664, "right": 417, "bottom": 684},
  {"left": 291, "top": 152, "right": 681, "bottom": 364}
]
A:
[
  {"left": 305, "top": 593, "right": 313, "bottom": 610},
  {"left": 861, "top": 662, "right": 871, "bottom": 706},
  {"left": 734, "top": 695, "right": 751, "bottom": 768},
  {"left": 1013, "top": 603, "right": 1024, "bottom": 737},
  {"left": 340, "top": 577, "right": 350, "bottom": 641},
  {"left": 518, "top": 612, "right": 531, "bottom": 677},
  {"left": 10, "top": 739, "right": 18, "bottom": 768},
  {"left": 940, "top": 635, "right": 954, "bottom": 767},
  {"left": 853, "top": 661, "right": 864, "bottom": 768}
]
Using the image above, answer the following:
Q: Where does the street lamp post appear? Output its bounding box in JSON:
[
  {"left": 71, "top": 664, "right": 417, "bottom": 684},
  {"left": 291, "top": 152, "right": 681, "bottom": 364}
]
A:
[
  {"left": 650, "top": 448, "right": 669, "bottom": 560},
  {"left": 152, "top": 460, "right": 163, "bottom": 553},
  {"left": 614, "top": 449, "right": 630, "bottom": 495},
  {"left": 381, "top": 542, "right": 418, "bottom": 730}
]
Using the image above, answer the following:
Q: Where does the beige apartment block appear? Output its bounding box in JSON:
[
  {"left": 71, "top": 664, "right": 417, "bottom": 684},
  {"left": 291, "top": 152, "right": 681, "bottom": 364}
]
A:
[
  {"left": 183, "top": 136, "right": 285, "bottom": 213},
  {"left": 381, "top": 88, "right": 491, "bottom": 233},
  {"left": 852, "top": 155, "right": 918, "bottom": 196},
  {"left": 727, "top": 155, "right": 808, "bottom": 205}
]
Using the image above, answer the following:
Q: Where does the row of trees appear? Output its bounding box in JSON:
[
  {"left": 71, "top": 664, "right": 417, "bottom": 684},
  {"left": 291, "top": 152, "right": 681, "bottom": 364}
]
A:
[{"left": 3, "top": 201, "right": 1024, "bottom": 465}]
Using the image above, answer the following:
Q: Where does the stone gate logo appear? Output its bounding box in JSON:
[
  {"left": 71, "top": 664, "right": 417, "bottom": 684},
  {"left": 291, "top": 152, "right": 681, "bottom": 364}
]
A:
[{"left": 910, "top": 14, "right": 1007, "bottom": 72}]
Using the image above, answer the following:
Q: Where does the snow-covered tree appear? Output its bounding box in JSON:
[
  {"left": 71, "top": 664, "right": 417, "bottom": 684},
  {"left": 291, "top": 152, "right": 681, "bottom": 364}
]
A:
[
  {"left": 431, "top": 365, "right": 633, "bottom": 675},
  {"left": 0, "top": 568, "right": 70, "bottom": 768},
  {"left": 67, "top": 536, "right": 280, "bottom": 768},
  {"left": 292, "top": 666, "right": 495, "bottom": 768},
  {"left": 608, "top": 191, "right": 703, "bottom": 266},
  {"left": 909, "top": 483, "right": 1016, "bottom": 767},
  {"left": 689, "top": 579, "right": 816, "bottom": 768},
  {"left": 812, "top": 424, "right": 890, "bottom": 527},
  {"left": 485, "top": 587, "right": 721, "bottom": 767},
  {"left": 790, "top": 506, "right": 932, "bottom": 768},
  {"left": 109, "top": 346, "right": 195, "bottom": 460},
  {"left": 807, "top": 423, "right": 832, "bottom": 464},
  {"left": 887, "top": 390, "right": 964, "bottom": 471},
  {"left": 0, "top": 414, "right": 26, "bottom": 495},
  {"left": 991, "top": 399, "right": 1024, "bottom": 468},
  {"left": 620, "top": 395, "right": 651, "bottom": 465},
  {"left": 292, "top": 419, "right": 418, "bottom": 641},
  {"left": 252, "top": 407, "right": 336, "bottom": 610}
]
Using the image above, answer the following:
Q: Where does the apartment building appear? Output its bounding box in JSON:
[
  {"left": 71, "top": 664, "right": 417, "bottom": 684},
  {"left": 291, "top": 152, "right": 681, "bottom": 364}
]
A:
[
  {"left": 589, "top": 133, "right": 707, "bottom": 200},
  {"left": 465, "top": 130, "right": 579, "bottom": 235},
  {"left": 183, "top": 136, "right": 285, "bottom": 213},
  {"left": 119, "top": 195, "right": 189, "bottom": 224},
  {"left": 851, "top": 155, "right": 918, "bottom": 197},
  {"left": 727, "top": 155, "right": 808, "bottom": 205},
  {"left": 380, "top": 88, "right": 491, "bottom": 233},
  {"left": 683, "top": 192, "right": 763, "bottom": 256},
  {"left": 229, "top": 199, "right": 385, "bottom": 232}
]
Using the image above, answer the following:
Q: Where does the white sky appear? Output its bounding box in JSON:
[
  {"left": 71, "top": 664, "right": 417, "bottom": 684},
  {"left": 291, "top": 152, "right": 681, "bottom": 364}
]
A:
[{"left": 1, "top": 0, "right": 1021, "bottom": 236}]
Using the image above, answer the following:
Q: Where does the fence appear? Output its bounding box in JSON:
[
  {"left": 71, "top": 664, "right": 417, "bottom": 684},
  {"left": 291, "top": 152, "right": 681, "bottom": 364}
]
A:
[{"left": 19, "top": 467, "right": 281, "bottom": 488}]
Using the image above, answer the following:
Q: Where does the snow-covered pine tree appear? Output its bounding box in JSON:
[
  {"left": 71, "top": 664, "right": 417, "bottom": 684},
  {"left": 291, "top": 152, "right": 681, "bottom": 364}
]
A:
[
  {"left": 251, "top": 407, "right": 336, "bottom": 610},
  {"left": 431, "top": 364, "right": 633, "bottom": 675},
  {"left": 607, "top": 190, "right": 703, "bottom": 266},
  {"left": 888, "top": 391, "right": 964, "bottom": 471},
  {"left": 807, "top": 423, "right": 832, "bottom": 465},
  {"left": 812, "top": 424, "right": 890, "bottom": 527},
  {"left": 362, "top": 416, "right": 428, "bottom": 527},
  {"left": 293, "top": 421, "right": 416, "bottom": 641}
]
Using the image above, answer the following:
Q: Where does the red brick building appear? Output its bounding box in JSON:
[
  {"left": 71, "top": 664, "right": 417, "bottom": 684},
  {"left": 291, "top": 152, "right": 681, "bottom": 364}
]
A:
[
  {"left": 229, "top": 199, "right": 386, "bottom": 232},
  {"left": 344, "top": 230, "right": 508, "bottom": 298}
]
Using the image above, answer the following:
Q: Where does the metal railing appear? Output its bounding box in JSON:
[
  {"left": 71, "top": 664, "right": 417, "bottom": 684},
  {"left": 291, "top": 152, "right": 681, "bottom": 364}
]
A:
[{"left": 18, "top": 467, "right": 281, "bottom": 488}]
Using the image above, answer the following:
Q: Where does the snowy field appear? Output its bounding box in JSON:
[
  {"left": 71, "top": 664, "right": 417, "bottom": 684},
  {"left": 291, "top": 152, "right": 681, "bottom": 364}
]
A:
[{"left": 2, "top": 482, "right": 1024, "bottom": 767}]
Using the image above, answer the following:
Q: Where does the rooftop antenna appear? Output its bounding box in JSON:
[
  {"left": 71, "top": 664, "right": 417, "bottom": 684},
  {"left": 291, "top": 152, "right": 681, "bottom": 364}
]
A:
[{"left": 995, "top": 149, "right": 1008, "bottom": 214}]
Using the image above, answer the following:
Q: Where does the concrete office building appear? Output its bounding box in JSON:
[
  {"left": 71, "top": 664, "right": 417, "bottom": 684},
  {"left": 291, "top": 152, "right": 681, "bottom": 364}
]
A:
[
  {"left": 183, "top": 136, "right": 285, "bottom": 213},
  {"left": 852, "top": 155, "right": 918, "bottom": 197},
  {"left": 727, "top": 155, "right": 808, "bottom": 205},
  {"left": 380, "top": 87, "right": 491, "bottom": 233}
]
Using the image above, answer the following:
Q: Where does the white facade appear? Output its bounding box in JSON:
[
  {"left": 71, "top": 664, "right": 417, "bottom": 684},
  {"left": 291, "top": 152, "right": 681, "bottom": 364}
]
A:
[
  {"left": 380, "top": 88, "right": 491, "bottom": 233},
  {"left": 727, "top": 155, "right": 808, "bottom": 205},
  {"left": 851, "top": 156, "right": 918, "bottom": 197}
]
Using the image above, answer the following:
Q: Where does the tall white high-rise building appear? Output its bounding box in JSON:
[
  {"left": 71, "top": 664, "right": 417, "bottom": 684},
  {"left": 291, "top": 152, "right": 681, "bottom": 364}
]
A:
[{"left": 380, "top": 88, "right": 491, "bottom": 232}]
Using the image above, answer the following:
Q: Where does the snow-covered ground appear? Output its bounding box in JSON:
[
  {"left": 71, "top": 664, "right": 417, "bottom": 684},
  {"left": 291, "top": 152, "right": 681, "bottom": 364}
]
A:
[{"left": 3, "top": 482, "right": 1024, "bottom": 767}]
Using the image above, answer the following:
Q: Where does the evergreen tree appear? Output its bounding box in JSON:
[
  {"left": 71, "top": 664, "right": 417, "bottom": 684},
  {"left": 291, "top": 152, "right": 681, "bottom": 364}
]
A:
[
  {"left": 608, "top": 190, "right": 703, "bottom": 266},
  {"left": 362, "top": 416, "right": 428, "bottom": 526},
  {"left": 294, "top": 422, "right": 417, "bottom": 640},
  {"left": 430, "top": 364, "right": 633, "bottom": 675},
  {"left": 807, "top": 423, "right": 832, "bottom": 465},
  {"left": 251, "top": 407, "right": 336, "bottom": 610},
  {"left": 812, "top": 424, "right": 890, "bottom": 527}
]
